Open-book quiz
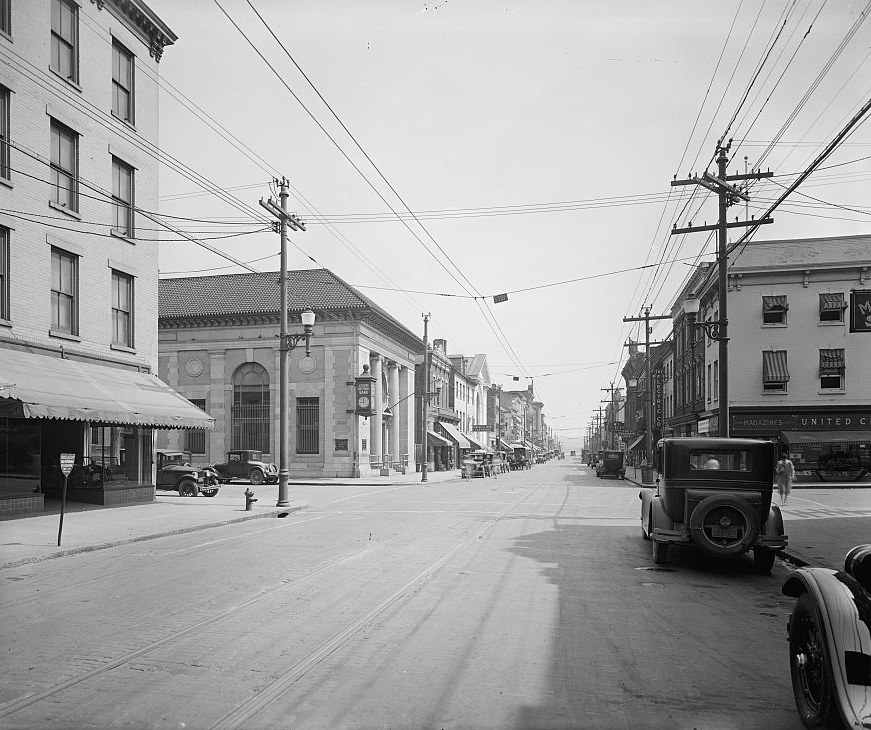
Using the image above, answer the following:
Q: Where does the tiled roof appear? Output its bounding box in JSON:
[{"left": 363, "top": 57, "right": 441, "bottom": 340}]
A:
[{"left": 159, "top": 269, "right": 370, "bottom": 318}]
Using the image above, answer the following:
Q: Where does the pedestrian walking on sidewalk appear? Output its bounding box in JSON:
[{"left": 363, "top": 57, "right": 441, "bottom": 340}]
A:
[{"left": 775, "top": 451, "right": 795, "bottom": 506}]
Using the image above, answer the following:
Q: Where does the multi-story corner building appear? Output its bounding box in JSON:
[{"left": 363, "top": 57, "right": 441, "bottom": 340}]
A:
[
  {"left": 0, "top": 1, "right": 213, "bottom": 515},
  {"left": 158, "top": 269, "right": 421, "bottom": 479},
  {"left": 671, "top": 234, "right": 871, "bottom": 482}
]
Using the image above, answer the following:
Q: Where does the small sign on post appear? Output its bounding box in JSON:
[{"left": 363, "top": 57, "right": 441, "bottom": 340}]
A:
[{"left": 57, "top": 453, "right": 75, "bottom": 547}]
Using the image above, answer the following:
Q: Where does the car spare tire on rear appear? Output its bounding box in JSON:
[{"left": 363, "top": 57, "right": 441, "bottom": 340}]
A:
[{"left": 688, "top": 494, "right": 760, "bottom": 557}]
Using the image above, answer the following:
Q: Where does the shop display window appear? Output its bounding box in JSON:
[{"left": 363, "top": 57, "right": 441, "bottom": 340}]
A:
[
  {"left": 0, "top": 418, "right": 40, "bottom": 494},
  {"left": 88, "top": 424, "right": 153, "bottom": 486}
]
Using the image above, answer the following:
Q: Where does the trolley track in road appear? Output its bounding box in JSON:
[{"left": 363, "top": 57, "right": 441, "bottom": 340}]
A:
[
  {"left": 0, "top": 518, "right": 415, "bottom": 720},
  {"left": 0, "top": 514, "right": 332, "bottom": 611},
  {"left": 0, "top": 485, "right": 539, "bottom": 726},
  {"left": 206, "top": 486, "right": 539, "bottom": 730}
]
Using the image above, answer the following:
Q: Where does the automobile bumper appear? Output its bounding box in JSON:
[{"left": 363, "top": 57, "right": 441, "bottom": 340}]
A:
[
  {"left": 759, "top": 534, "right": 788, "bottom": 549},
  {"left": 653, "top": 528, "right": 690, "bottom": 544}
]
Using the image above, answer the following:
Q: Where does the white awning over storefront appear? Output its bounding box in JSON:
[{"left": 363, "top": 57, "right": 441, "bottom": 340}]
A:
[
  {"left": 439, "top": 422, "right": 471, "bottom": 449},
  {"left": 0, "top": 348, "right": 214, "bottom": 429}
]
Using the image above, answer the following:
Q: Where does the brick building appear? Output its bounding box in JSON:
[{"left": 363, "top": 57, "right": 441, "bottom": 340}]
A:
[{"left": 0, "top": 0, "right": 211, "bottom": 514}]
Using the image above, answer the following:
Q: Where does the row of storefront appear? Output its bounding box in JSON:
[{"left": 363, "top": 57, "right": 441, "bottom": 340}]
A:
[
  {"left": 625, "top": 406, "right": 870, "bottom": 483},
  {"left": 0, "top": 347, "right": 213, "bottom": 513}
]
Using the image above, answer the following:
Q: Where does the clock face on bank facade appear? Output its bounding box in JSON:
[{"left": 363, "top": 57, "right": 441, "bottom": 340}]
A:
[{"left": 357, "top": 396, "right": 371, "bottom": 409}]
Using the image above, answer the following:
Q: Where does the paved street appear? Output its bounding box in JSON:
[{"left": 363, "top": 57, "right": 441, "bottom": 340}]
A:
[{"left": 1, "top": 458, "right": 867, "bottom": 730}]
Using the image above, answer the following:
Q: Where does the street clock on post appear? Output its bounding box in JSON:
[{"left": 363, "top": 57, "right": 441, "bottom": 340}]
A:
[{"left": 355, "top": 364, "right": 377, "bottom": 417}]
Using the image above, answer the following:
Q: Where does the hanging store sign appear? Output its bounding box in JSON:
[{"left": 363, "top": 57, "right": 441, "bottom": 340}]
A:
[
  {"left": 653, "top": 370, "right": 664, "bottom": 429},
  {"left": 472, "top": 424, "right": 493, "bottom": 431},
  {"left": 850, "top": 290, "right": 871, "bottom": 332}
]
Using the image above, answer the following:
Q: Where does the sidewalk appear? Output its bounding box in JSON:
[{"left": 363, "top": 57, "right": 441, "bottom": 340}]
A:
[{"left": 0, "top": 469, "right": 461, "bottom": 570}]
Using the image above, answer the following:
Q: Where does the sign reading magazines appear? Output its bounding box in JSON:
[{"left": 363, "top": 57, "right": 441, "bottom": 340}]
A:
[
  {"left": 850, "top": 290, "right": 871, "bottom": 333},
  {"left": 653, "top": 369, "right": 664, "bottom": 429}
]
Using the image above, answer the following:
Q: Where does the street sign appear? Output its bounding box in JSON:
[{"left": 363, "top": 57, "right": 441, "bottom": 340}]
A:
[
  {"left": 472, "top": 424, "right": 492, "bottom": 431},
  {"left": 57, "top": 453, "right": 76, "bottom": 546},
  {"left": 59, "top": 453, "right": 75, "bottom": 476}
]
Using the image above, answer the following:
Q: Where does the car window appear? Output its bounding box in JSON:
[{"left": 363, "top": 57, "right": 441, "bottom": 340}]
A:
[
  {"left": 249, "top": 452, "right": 262, "bottom": 461},
  {"left": 688, "top": 449, "right": 751, "bottom": 471},
  {"left": 230, "top": 454, "right": 240, "bottom": 462}
]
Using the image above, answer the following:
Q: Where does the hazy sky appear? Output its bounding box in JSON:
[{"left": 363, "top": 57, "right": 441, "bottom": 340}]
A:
[{"left": 150, "top": 0, "right": 871, "bottom": 446}]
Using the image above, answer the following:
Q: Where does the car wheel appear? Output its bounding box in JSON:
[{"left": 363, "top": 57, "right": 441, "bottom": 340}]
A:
[
  {"left": 249, "top": 469, "right": 265, "bottom": 485},
  {"left": 652, "top": 537, "right": 668, "bottom": 565},
  {"left": 689, "top": 494, "right": 760, "bottom": 557},
  {"left": 178, "top": 480, "right": 198, "bottom": 497},
  {"left": 753, "top": 547, "right": 776, "bottom": 574},
  {"left": 200, "top": 488, "right": 219, "bottom": 498},
  {"left": 789, "top": 593, "right": 840, "bottom": 730}
]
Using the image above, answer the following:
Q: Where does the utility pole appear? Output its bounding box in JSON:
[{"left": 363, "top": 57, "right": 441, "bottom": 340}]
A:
[
  {"left": 420, "top": 314, "right": 430, "bottom": 483},
  {"left": 259, "top": 178, "right": 305, "bottom": 508},
  {"left": 671, "top": 141, "right": 773, "bottom": 437},
  {"left": 623, "top": 308, "right": 670, "bottom": 467}
]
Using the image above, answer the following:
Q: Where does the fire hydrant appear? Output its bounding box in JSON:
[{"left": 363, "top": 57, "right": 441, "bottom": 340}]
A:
[{"left": 244, "top": 487, "right": 257, "bottom": 511}]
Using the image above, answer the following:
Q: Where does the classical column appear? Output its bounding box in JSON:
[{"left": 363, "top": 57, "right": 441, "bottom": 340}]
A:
[
  {"left": 388, "top": 362, "right": 400, "bottom": 467},
  {"left": 370, "top": 355, "right": 383, "bottom": 465}
]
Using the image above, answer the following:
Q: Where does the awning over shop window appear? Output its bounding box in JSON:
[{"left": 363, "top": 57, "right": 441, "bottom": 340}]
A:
[
  {"left": 762, "top": 295, "right": 789, "bottom": 312},
  {"left": 819, "top": 348, "right": 845, "bottom": 375},
  {"left": 779, "top": 430, "right": 868, "bottom": 445},
  {"left": 497, "top": 438, "right": 513, "bottom": 451},
  {"left": 509, "top": 442, "right": 526, "bottom": 450},
  {"left": 762, "top": 350, "right": 790, "bottom": 383},
  {"left": 463, "top": 432, "right": 483, "bottom": 449},
  {"left": 524, "top": 440, "right": 535, "bottom": 450},
  {"left": 0, "top": 348, "right": 214, "bottom": 429},
  {"left": 439, "top": 422, "right": 471, "bottom": 449},
  {"left": 819, "top": 293, "right": 847, "bottom": 312},
  {"left": 628, "top": 434, "right": 646, "bottom": 451},
  {"left": 427, "top": 430, "right": 452, "bottom": 446}
]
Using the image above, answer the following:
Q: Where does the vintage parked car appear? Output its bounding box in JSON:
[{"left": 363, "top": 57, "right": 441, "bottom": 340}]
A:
[
  {"left": 596, "top": 449, "right": 626, "bottom": 479},
  {"left": 639, "top": 437, "right": 788, "bottom": 573},
  {"left": 782, "top": 544, "right": 871, "bottom": 729},
  {"left": 155, "top": 450, "right": 219, "bottom": 497},
  {"left": 211, "top": 449, "right": 278, "bottom": 485}
]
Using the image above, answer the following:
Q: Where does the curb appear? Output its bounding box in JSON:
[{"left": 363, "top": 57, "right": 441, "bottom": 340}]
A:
[{"left": 0, "top": 504, "right": 306, "bottom": 571}]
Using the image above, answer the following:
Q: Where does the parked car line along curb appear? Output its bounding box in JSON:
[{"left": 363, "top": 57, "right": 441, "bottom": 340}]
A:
[{"left": 0, "top": 505, "right": 304, "bottom": 571}]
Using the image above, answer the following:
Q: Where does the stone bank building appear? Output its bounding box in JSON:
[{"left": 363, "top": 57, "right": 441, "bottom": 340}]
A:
[{"left": 158, "top": 269, "right": 422, "bottom": 478}]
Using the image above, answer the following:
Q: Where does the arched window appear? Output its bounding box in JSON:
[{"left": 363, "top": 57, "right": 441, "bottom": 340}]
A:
[{"left": 231, "top": 363, "right": 270, "bottom": 452}]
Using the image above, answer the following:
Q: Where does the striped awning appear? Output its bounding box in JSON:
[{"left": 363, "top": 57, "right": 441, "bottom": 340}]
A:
[
  {"left": 427, "top": 430, "right": 452, "bottom": 447},
  {"left": 762, "top": 295, "right": 789, "bottom": 312},
  {"left": 819, "top": 293, "right": 847, "bottom": 312},
  {"left": 762, "top": 350, "right": 790, "bottom": 383},
  {"left": 439, "top": 422, "right": 471, "bottom": 449},
  {"left": 819, "top": 348, "right": 845, "bottom": 375},
  {"left": 628, "top": 434, "right": 646, "bottom": 451},
  {"left": 463, "top": 432, "right": 484, "bottom": 449}
]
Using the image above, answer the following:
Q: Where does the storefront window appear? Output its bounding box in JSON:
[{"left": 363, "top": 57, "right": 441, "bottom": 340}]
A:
[
  {"left": 0, "top": 418, "right": 40, "bottom": 494},
  {"left": 89, "top": 424, "right": 153, "bottom": 486}
]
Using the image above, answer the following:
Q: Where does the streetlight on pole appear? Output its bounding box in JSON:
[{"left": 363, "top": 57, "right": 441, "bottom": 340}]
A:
[{"left": 276, "top": 308, "right": 315, "bottom": 507}]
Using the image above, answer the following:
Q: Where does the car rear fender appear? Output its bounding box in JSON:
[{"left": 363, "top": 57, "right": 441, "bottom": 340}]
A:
[
  {"left": 782, "top": 567, "right": 871, "bottom": 728},
  {"left": 759, "top": 504, "right": 788, "bottom": 549},
  {"left": 649, "top": 497, "right": 676, "bottom": 536}
]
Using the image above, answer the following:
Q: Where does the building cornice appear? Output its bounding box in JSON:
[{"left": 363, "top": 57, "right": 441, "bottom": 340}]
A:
[{"left": 92, "top": 0, "right": 177, "bottom": 62}]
